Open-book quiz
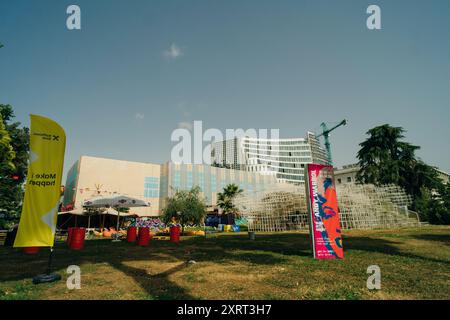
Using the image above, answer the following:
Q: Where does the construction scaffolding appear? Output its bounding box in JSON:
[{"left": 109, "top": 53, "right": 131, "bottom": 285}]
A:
[{"left": 234, "top": 183, "right": 419, "bottom": 232}]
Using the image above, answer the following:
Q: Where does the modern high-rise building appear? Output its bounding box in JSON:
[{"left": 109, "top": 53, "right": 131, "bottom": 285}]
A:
[{"left": 211, "top": 132, "right": 329, "bottom": 185}]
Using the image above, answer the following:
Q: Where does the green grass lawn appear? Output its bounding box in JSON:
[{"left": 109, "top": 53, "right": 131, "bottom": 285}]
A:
[{"left": 0, "top": 226, "right": 449, "bottom": 300}]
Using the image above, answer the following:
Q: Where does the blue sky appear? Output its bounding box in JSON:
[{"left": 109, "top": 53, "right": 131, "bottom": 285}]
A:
[{"left": 1, "top": 0, "right": 449, "bottom": 179}]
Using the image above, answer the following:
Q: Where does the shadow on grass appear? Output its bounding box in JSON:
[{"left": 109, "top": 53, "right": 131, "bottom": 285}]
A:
[
  {"left": 0, "top": 236, "right": 291, "bottom": 299},
  {"left": 1, "top": 230, "right": 449, "bottom": 299},
  {"left": 411, "top": 233, "right": 450, "bottom": 245},
  {"left": 192, "top": 232, "right": 450, "bottom": 265},
  {"left": 189, "top": 233, "right": 312, "bottom": 258},
  {"left": 108, "top": 260, "right": 192, "bottom": 300},
  {"left": 345, "top": 236, "right": 450, "bottom": 265}
]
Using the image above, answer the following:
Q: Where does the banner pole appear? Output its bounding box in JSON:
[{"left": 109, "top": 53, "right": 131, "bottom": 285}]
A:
[
  {"left": 46, "top": 246, "right": 54, "bottom": 274},
  {"left": 112, "top": 207, "right": 121, "bottom": 242},
  {"left": 12, "top": 114, "right": 66, "bottom": 284},
  {"left": 33, "top": 245, "right": 61, "bottom": 285}
]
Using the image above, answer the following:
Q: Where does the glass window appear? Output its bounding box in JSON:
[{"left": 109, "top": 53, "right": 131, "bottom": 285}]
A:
[{"left": 144, "top": 176, "right": 160, "bottom": 198}]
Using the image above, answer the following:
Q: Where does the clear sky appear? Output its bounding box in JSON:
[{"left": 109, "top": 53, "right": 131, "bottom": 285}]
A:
[{"left": 1, "top": 0, "right": 449, "bottom": 179}]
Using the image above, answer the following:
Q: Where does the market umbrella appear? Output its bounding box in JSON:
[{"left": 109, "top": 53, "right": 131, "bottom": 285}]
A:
[
  {"left": 58, "top": 208, "right": 86, "bottom": 227},
  {"left": 83, "top": 195, "right": 150, "bottom": 241}
]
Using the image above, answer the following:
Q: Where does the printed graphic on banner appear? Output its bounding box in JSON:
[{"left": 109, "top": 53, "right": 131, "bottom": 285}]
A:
[
  {"left": 306, "top": 164, "right": 344, "bottom": 259},
  {"left": 14, "top": 115, "right": 66, "bottom": 247}
]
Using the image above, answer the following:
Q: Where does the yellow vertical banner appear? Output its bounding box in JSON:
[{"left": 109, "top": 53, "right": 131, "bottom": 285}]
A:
[{"left": 14, "top": 115, "right": 66, "bottom": 247}]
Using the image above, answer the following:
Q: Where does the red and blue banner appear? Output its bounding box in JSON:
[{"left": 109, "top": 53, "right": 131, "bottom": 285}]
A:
[{"left": 306, "top": 164, "right": 344, "bottom": 259}]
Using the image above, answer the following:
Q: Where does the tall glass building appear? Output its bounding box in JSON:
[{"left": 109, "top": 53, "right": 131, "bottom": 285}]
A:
[{"left": 211, "top": 133, "right": 329, "bottom": 185}]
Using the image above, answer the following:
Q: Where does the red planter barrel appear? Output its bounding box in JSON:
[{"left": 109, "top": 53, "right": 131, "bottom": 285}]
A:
[
  {"left": 127, "top": 226, "right": 137, "bottom": 242},
  {"left": 67, "top": 227, "right": 74, "bottom": 247},
  {"left": 170, "top": 226, "right": 181, "bottom": 243},
  {"left": 137, "top": 227, "right": 150, "bottom": 246},
  {"left": 70, "top": 227, "right": 86, "bottom": 250},
  {"left": 23, "top": 247, "right": 40, "bottom": 254}
]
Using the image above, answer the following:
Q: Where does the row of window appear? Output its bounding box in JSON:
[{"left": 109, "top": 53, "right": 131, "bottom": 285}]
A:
[
  {"left": 243, "top": 144, "right": 311, "bottom": 151},
  {"left": 171, "top": 169, "right": 273, "bottom": 184},
  {"left": 252, "top": 156, "right": 313, "bottom": 164},
  {"left": 169, "top": 181, "right": 270, "bottom": 194},
  {"left": 144, "top": 176, "right": 160, "bottom": 199},
  {"left": 172, "top": 176, "right": 270, "bottom": 188},
  {"left": 244, "top": 149, "right": 312, "bottom": 157},
  {"left": 245, "top": 151, "right": 311, "bottom": 159},
  {"left": 278, "top": 168, "right": 305, "bottom": 174},
  {"left": 144, "top": 189, "right": 160, "bottom": 198},
  {"left": 337, "top": 176, "right": 353, "bottom": 184},
  {"left": 276, "top": 173, "right": 305, "bottom": 181},
  {"left": 242, "top": 139, "right": 307, "bottom": 145},
  {"left": 144, "top": 182, "right": 159, "bottom": 189}
]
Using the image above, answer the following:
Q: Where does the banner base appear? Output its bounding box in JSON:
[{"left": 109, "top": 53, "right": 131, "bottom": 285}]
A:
[{"left": 32, "top": 273, "right": 61, "bottom": 285}]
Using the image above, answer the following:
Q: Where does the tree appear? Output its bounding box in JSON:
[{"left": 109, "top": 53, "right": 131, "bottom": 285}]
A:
[
  {"left": 217, "top": 183, "right": 243, "bottom": 217},
  {"left": 0, "top": 113, "right": 15, "bottom": 172},
  {"left": 439, "top": 183, "right": 450, "bottom": 224},
  {"left": 356, "top": 125, "right": 419, "bottom": 185},
  {"left": 1, "top": 105, "right": 29, "bottom": 185},
  {"left": 162, "top": 186, "right": 207, "bottom": 234},
  {"left": 356, "top": 124, "right": 447, "bottom": 224},
  {"left": 401, "top": 160, "right": 442, "bottom": 200},
  {"left": 0, "top": 113, "right": 16, "bottom": 229},
  {"left": 0, "top": 105, "right": 29, "bottom": 229},
  {"left": 414, "top": 184, "right": 450, "bottom": 225}
]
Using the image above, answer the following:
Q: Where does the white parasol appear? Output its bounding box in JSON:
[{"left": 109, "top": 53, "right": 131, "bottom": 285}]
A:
[
  {"left": 83, "top": 195, "right": 150, "bottom": 240},
  {"left": 83, "top": 195, "right": 149, "bottom": 209}
]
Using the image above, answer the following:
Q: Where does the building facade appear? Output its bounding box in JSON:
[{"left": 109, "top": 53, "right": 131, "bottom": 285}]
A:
[
  {"left": 436, "top": 169, "right": 450, "bottom": 185},
  {"left": 334, "top": 163, "right": 450, "bottom": 185},
  {"left": 63, "top": 156, "right": 280, "bottom": 217},
  {"left": 62, "top": 156, "right": 161, "bottom": 216},
  {"left": 160, "top": 161, "right": 279, "bottom": 209},
  {"left": 211, "top": 133, "right": 329, "bottom": 185},
  {"left": 334, "top": 164, "right": 360, "bottom": 185}
]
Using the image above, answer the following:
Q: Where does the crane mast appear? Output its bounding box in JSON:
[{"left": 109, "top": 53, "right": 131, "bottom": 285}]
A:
[{"left": 316, "top": 119, "right": 347, "bottom": 165}]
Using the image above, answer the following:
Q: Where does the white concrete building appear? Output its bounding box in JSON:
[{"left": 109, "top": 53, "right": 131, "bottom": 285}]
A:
[
  {"left": 211, "top": 133, "right": 329, "bottom": 185},
  {"left": 334, "top": 163, "right": 450, "bottom": 185}
]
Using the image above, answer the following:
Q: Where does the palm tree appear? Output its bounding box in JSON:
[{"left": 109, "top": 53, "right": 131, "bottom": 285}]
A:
[{"left": 217, "top": 183, "right": 243, "bottom": 218}]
